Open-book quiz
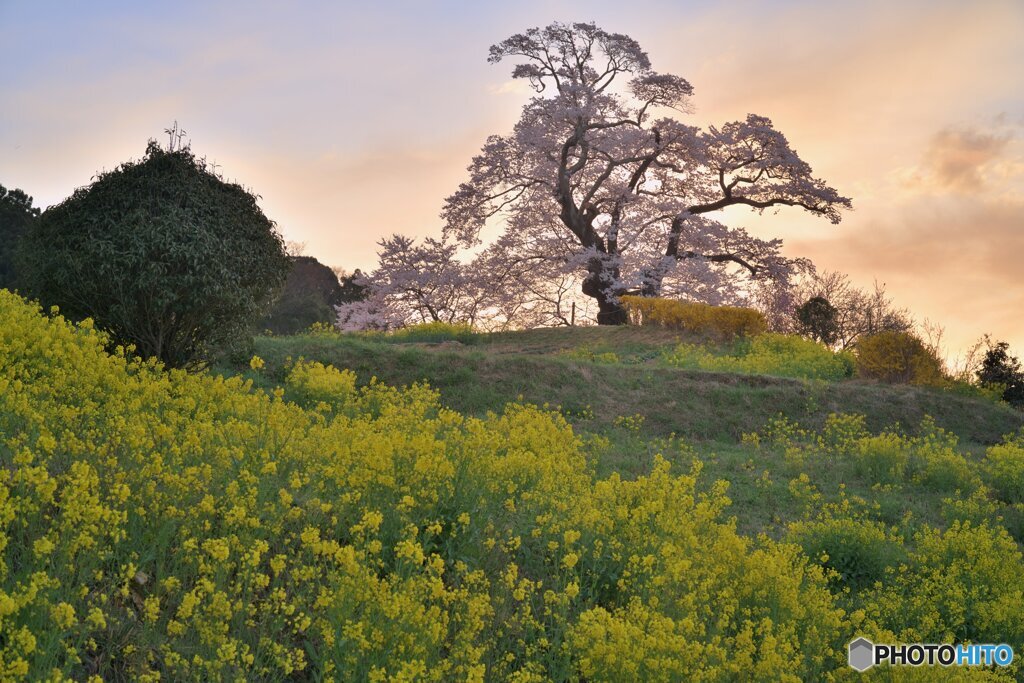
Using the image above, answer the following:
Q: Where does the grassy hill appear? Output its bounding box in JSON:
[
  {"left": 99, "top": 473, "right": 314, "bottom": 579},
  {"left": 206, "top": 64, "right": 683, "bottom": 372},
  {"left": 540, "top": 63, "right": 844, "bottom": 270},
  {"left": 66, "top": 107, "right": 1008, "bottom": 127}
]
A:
[
  {"left": 231, "top": 326, "right": 1022, "bottom": 447},
  {"left": 220, "top": 326, "right": 1024, "bottom": 540}
]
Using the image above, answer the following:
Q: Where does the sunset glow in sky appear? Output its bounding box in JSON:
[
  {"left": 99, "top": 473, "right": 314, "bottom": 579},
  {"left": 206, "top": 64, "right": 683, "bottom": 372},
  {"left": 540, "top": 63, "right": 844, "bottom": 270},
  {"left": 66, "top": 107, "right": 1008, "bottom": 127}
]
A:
[{"left": 2, "top": 0, "right": 1022, "bottom": 357}]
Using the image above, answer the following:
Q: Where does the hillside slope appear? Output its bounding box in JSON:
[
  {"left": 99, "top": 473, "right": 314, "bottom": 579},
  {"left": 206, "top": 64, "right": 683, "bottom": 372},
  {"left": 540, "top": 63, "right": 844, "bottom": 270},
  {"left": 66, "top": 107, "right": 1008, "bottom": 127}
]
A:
[{"left": 238, "top": 327, "right": 1023, "bottom": 447}]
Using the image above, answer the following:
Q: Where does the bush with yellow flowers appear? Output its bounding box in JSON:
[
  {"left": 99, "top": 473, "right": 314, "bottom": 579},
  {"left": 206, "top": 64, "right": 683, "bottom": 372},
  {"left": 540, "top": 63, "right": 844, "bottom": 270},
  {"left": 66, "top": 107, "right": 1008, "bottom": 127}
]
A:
[
  {"left": 855, "top": 331, "right": 947, "bottom": 386},
  {"left": 868, "top": 521, "right": 1024, "bottom": 647},
  {"left": 787, "top": 504, "right": 905, "bottom": 590},
  {"left": 620, "top": 296, "right": 766, "bottom": 340},
  {"left": 982, "top": 433, "right": 1024, "bottom": 505},
  {"left": 387, "top": 321, "right": 477, "bottom": 344}
]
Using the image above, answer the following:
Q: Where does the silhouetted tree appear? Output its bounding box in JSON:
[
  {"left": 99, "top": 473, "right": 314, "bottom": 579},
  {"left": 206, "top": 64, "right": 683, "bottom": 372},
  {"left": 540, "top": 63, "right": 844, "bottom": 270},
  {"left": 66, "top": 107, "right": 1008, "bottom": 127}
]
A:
[
  {"left": 337, "top": 268, "right": 369, "bottom": 305},
  {"left": 261, "top": 256, "right": 347, "bottom": 334},
  {"left": 795, "top": 296, "right": 840, "bottom": 345},
  {"left": 977, "top": 339, "right": 1024, "bottom": 408},
  {"left": 794, "top": 270, "right": 913, "bottom": 349},
  {"left": 0, "top": 183, "right": 40, "bottom": 290},
  {"left": 19, "top": 141, "right": 290, "bottom": 368}
]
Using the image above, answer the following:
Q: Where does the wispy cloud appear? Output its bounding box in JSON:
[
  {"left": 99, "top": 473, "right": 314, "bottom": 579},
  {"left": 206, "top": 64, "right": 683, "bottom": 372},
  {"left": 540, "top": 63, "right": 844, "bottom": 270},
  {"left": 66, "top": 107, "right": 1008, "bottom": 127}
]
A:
[{"left": 920, "top": 126, "right": 1013, "bottom": 192}]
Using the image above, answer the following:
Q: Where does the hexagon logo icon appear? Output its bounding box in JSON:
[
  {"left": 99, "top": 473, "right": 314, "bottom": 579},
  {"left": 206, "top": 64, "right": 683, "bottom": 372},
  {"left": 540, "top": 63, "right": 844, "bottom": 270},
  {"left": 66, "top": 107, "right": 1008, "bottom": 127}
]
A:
[{"left": 848, "top": 637, "right": 875, "bottom": 671}]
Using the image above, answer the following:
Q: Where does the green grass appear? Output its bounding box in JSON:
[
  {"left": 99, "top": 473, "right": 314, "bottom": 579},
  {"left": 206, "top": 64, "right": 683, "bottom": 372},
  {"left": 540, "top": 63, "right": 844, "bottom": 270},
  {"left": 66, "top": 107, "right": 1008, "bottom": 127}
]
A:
[
  {"left": 663, "top": 333, "right": 856, "bottom": 381},
  {"left": 217, "top": 325, "right": 1024, "bottom": 541}
]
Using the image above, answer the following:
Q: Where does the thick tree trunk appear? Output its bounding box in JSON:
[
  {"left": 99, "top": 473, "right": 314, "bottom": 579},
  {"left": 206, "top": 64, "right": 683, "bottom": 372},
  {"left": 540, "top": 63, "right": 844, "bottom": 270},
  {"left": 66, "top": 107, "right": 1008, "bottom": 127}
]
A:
[
  {"left": 581, "top": 262, "right": 628, "bottom": 325},
  {"left": 595, "top": 296, "right": 628, "bottom": 325}
]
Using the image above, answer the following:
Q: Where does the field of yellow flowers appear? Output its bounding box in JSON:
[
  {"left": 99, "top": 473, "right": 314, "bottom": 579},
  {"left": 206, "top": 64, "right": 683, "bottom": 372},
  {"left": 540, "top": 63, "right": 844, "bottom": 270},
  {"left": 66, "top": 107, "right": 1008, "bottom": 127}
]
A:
[{"left": 2, "top": 288, "right": 1024, "bottom": 681}]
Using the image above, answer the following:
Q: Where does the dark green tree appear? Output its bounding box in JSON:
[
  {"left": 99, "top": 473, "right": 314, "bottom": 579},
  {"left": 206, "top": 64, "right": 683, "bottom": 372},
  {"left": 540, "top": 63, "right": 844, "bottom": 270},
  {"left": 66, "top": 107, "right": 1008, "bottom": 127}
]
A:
[
  {"left": 19, "top": 141, "right": 290, "bottom": 368},
  {"left": 0, "top": 184, "right": 41, "bottom": 290},
  {"left": 977, "top": 340, "right": 1024, "bottom": 408},
  {"left": 795, "top": 295, "right": 840, "bottom": 346},
  {"left": 260, "top": 256, "right": 346, "bottom": 335},
  {"left": 338, "top": 268, "right": 368, "bottom": 305}
]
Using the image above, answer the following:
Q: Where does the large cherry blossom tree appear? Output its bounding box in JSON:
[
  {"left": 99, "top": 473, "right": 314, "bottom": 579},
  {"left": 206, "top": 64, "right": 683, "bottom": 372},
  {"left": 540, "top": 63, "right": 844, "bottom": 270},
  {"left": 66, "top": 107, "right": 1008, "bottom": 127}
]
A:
[{"left": 442, "top": 21, "right": 852, "bottom": 324}]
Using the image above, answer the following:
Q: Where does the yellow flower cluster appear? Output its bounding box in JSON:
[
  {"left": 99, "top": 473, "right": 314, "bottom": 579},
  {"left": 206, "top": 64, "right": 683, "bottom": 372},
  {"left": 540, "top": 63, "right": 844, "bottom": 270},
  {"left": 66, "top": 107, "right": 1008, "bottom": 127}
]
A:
[
  {"left": 620, "top": 295, "right": 766, "bottom": 339},
  {"left": 386, "top": 321, "right": 476, "bottom": 343},
  {"left": 1, "top": 289, "right": 1020, "bottom": 681}
]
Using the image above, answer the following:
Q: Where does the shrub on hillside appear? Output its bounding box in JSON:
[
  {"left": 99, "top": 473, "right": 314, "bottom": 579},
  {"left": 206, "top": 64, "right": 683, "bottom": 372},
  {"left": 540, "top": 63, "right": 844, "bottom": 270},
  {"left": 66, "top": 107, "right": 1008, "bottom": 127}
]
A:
[
  {"left": 787, "top": 514, "right": 904, "bottom": 589},
  {"left": 905, "top": 418, "right": 978, "bottom": 492},
  {"left": 854, "top": 433, "right": 910, "bottom": 483},
  {"left": 855, "top": 331, "right": 946, "bottom": 385},
  {"left": 871, "top": 521, "right": 1024, "bottom": 645},
  {"left": 621, "top": 296, "right": 766, "bottom": 340},
  {"left": 18, "top": 141, "right": 290, "bottom": 368},
  {"left": 977, "top": 340, "right": 1024, "bottom": 408},
  {"left": 909, "top": 442, "right": 977, "bottom": 492},
  {"left": 795, "top": 295, "right": 840, "bottom": 346},
  {"left": 737, "top": 334, "right": 855, "bottom": 380},
  {"left": 819, "top": 413, "right": 870, "bottom": 455},
  {"left": 283, "top": 358, "right": 357, "bottom": 410},
  {"left": 260, "top": 256, "right": 347, "bottom": 335}
]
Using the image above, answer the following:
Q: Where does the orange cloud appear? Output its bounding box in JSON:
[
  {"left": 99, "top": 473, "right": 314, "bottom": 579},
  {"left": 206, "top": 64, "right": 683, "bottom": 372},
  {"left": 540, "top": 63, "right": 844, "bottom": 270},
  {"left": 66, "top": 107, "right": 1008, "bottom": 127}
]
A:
[
  {"left": 921, "top": 127, "right": 1012, "bottom": 192},
  {"left": 789, "top": 193, "right": 1024, "bottom": 355}
]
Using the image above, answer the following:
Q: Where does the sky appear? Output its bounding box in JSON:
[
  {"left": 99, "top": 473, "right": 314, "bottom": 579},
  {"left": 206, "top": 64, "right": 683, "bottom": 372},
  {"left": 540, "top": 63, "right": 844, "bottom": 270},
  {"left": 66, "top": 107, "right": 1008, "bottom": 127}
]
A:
[{"left": 2, "top": 0, "right": 1022, "bottom": 359}]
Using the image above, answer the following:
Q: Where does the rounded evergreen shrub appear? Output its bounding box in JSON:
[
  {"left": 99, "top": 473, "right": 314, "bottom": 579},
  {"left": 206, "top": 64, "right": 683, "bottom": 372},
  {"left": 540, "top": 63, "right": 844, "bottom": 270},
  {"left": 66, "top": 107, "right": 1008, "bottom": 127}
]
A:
[{"left": 19, "top": 141, "right": 290, "bottom": 368}]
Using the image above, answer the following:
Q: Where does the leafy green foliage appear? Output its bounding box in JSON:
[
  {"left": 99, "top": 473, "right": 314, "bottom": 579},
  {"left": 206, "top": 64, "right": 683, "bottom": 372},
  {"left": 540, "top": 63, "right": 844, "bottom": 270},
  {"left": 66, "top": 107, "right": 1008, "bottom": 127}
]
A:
[
  {"left": 19, "top": 141, "right": 290, "bottom": 368},
  {"left": 788, "top": 513, "right": 904, "bottom": 589},
  {"left": 977, "top": 340, "right": 1024, "bottom": 408},
  {"left": 0, "top": 184, "right": 40, "bottom": 290},
  {"left": 795, "top": 295, "right": 840, "bottom": 346}
]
